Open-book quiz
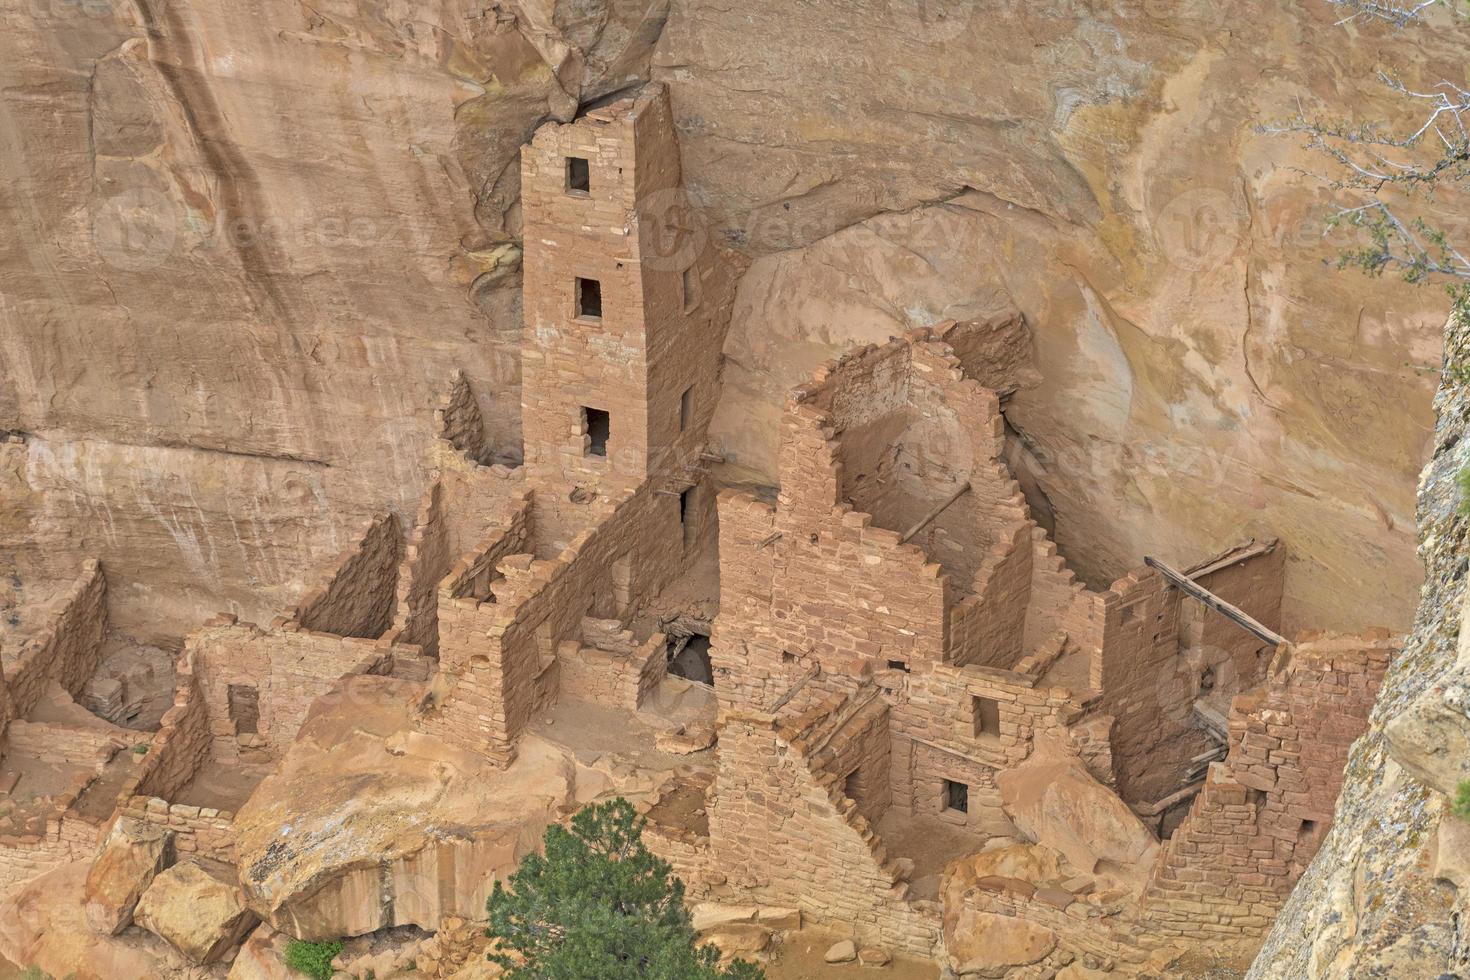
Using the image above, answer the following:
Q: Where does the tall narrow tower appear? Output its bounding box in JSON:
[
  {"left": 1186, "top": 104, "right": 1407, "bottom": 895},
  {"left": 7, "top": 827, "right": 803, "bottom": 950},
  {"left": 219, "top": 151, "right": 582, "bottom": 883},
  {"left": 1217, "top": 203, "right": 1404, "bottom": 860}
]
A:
[{"left": 519, "top": 84, "right": 720, "bottom": 548}]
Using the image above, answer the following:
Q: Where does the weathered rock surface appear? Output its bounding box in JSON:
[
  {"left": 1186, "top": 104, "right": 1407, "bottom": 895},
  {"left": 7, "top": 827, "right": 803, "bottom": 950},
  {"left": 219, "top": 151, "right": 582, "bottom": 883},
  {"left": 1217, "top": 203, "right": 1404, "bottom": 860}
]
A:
[
  {"left": 83, "top": 815, "right": 175, "bottom": 935},
  {"left": 234, "top": 675, "right": 597, "bottom": 939},
  {"left": 3, "top": 0, "right": 1465, "bottom": 646},
  {"left": 134, "top": 859, "right": 259, "bottom": 965},
  {"left": 944, "top": 908, "right": 1057, "bottom": 975},
  {"left": 1250, "top": 311, "right": 1470, "bottom": 977},
  {"left": 0, "top": 860, "right": 202, "bottom": 980},
  {"left": 996, "top": 756, "right": 1158, "bottom": 880},
  {"left": 227, "top": 925, "right": 293, "bottom": 980}
]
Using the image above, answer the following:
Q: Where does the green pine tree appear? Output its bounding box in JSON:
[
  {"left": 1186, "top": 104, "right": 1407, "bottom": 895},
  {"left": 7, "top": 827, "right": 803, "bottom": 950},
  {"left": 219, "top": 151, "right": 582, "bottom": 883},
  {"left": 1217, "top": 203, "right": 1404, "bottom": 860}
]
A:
[{"left": 486, "top": 797, "right": 763, "bottom": 980}]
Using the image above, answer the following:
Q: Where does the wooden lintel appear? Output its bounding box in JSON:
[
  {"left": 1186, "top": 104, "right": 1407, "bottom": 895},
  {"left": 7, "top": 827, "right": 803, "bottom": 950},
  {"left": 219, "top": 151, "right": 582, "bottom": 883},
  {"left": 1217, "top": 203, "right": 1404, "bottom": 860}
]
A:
[{"left": 898, "top": 482, "right": 972, "bottom": 545}]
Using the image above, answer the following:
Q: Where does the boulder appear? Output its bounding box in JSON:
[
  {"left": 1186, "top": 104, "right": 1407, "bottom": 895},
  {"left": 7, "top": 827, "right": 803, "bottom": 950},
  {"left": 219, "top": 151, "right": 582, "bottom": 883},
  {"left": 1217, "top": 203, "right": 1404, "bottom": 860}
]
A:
[
  {"left": 824, "top": 939, "right": 857, "bottom": 963},
  {"left": 83, "top": 816, "right": 175, "bottom": 935},
  {"left": 702, "top": 923, "right": 771, "bottom": 955},
  {"left": 234, "top": 676, "right": 579, "bottom": 939},
  {"left": 227, "top": 925, "right": 293, "bottom": 980},
  {"left": 692, "top": 903, "right": 758, "bottom": 931},
  {"left": 858, "top": 946, "right": 891, "bottom": 967},
  {"left": 996, "top": 757, "right": 1159, "bottom": 878},
  {"left": 755, "top": 906, "right": 801, "bottom": 930},
  {"left": 945, "top": 908, "right": 1057, "bottom": 975},
  {"left": 655, "top": 723, "right": 717, "bottom": 754},
  {"left": 135, "top": 861, "right": 259, "bottom": 964}
]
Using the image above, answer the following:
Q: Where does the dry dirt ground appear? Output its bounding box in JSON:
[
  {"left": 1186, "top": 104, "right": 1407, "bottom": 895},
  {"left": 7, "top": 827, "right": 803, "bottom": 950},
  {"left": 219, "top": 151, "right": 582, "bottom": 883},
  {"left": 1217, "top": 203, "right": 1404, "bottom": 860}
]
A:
[{"left": 764, "top": 929, "right": 939, "bottom": 980}]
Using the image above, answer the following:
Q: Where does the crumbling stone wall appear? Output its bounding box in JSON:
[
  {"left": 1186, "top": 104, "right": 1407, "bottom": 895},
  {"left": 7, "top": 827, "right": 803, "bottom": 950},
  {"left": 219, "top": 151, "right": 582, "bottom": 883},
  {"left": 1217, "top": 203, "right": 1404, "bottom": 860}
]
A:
[
  {"left": 0, "top": 559, "right": 105, "bottom": 732},
  {"left": 124, "top": 641, "right": 211, "bottom": 802},
  {"left": 709, "top": 693, "right": 943, "bottom": 958},
  {"left": 291, "top": 513, "right": 402, "bottom": 640},
  {"left": 558, "top": 626, "right": 668, "bottom": 711},
  {"left": 116, "top": 796, "right": 236, "bottom": 863},
  {"left": 1141, "top": 633, "right": 1395, "bottom": 948},
  {"left": 438, "top": 370, "right": 489, "bottom": 464}
]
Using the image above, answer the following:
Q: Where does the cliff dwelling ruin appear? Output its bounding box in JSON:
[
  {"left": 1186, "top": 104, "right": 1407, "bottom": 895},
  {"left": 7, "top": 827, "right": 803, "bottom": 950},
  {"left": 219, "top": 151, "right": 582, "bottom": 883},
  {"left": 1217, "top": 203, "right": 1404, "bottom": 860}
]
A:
[{"left": 0, "top": 85, "right": 1413, "bottom": 979}]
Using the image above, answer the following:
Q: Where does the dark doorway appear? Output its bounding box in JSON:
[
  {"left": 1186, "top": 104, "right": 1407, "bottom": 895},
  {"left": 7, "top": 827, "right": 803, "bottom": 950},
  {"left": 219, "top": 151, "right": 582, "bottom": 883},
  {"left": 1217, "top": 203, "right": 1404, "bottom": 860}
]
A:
[
  {"left": 228, "top": 684, "right": 260, "bottom": 735},
  {"left": 583, "top": 407, "right": 610, "bottom": 456},
  {"left": 566, "top": 156, "right": 590, "bottom": 194},
  {"left": 668, "top": 634, "right": 714, "bottom": 686}
]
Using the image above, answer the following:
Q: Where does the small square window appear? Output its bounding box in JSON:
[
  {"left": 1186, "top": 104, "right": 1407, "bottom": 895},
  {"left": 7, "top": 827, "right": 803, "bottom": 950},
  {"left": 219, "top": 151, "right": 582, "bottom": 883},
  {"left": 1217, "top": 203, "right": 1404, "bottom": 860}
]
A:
[
  {"left": 681, "top": 264, "right": 699, "bottom": 313},
  {"left": 679, "top": 385, "right": 694, "bottom": 432},
  {"left": 567, "top": 156, "right": 590, "bottom": 194},
  {"left": 576, "top": 277, "right": 602, "bottom": 319},
  {"left": 583, "top": 407, "right": 609, "bottom": 457},
  {"left": 972, "top": 695, "right": 1000, "bottom": 738},
  {"left": 944, "top": 779, "right": 969, "bottom": 814},
  {"left": 782, "top": 650, "right": 797, "bottom": 664}
]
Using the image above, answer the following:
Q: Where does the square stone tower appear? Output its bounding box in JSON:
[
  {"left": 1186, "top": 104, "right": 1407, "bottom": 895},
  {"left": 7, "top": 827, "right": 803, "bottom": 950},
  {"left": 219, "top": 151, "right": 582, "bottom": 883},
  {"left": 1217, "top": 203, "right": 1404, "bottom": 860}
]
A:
[{"left": 519, "top": 84, "right": 720, "bottom": 547}]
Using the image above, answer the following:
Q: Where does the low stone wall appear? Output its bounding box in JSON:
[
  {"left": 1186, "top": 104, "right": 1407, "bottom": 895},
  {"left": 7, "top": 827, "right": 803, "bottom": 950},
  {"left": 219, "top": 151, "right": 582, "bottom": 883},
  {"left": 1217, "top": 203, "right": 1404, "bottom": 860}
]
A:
[
  {"left": 122, "top": 641, "right": 212, "bottom": 802},
  {"left": 1, "top": 560, "right": 106, "bottom": 731},
  {"left": 4, "top": 719, "right": 127, "bottom": 765},
  {"left": 117, "top": 796, "right": 236, "bottom": 862},
  {"left": 558, "top": 633, "right": 667, "bottom": 711},
  {"left": 0, "top": 746, "right": 116, "bottom": 895}
]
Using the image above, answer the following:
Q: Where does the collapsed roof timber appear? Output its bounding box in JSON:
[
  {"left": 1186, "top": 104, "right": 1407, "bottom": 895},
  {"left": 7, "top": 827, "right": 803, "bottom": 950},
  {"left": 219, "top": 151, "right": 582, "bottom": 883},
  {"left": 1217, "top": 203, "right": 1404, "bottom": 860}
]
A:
[{"left": 0, "top": 84, "right": 1396, "bottom": 978}]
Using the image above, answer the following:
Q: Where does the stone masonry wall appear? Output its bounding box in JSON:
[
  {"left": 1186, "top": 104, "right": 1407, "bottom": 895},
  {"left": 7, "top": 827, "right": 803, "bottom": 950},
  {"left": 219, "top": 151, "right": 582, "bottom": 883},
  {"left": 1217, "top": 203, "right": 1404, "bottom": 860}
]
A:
[
  {"left": 1, "top": 559, "right": 106, "bottom": 733},
  {"left": 709, "top": 694, "right": 943, "bottom": 958},
  {"left": 1141, "top": 633, "right": 1395, "bottom": 950},
  {"left": 117, "top": 796, "right": 237, "bottom": 863},
  {"left": 292, "top": 512, "right": 403, "bottom": 640},
  {"left": 193, "top": 619, "right": 394, "bottom": 761},
  {"left": 124, "top": 638, "right": 212, "bottom": 801},
  {"left": 438, "top": 370, "right": 488, "bottom": 463}
]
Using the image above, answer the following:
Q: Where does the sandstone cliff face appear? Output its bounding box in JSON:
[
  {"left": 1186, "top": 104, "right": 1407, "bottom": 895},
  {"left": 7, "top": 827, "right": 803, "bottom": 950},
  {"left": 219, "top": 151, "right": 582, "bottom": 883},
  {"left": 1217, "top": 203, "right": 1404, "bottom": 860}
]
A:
[
  {"left": 2, "top": 1, "right": 1463, "bottom": 641},
  {"left": 1249, "top": 310, "right": 1470, "bottom": 978}
]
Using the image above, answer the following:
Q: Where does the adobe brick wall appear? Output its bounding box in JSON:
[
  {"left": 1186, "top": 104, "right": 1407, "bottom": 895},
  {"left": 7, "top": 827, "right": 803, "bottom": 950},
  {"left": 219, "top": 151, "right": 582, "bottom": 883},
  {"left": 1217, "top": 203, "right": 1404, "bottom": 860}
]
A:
[
  {"left": 291, "top": 512, "right": 403, "bottom": 640},
  {"left": 1140, "top": 633, "right": 1395, "bottom": 948},
  {"left": 0, "top": 559, "right": 106, "bottom": 732}
]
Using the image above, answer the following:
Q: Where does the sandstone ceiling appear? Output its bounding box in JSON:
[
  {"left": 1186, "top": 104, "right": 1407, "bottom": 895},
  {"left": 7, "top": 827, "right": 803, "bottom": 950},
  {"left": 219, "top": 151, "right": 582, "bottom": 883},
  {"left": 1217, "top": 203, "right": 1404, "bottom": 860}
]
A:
[{"left": 1, "top": 0, "right": 1461, "bottom": 642}]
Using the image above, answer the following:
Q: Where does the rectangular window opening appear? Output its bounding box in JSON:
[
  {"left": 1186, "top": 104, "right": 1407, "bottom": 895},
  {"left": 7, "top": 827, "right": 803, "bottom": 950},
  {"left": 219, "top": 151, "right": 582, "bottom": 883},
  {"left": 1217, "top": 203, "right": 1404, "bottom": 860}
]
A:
[
  {"left": 679, "top": 487, "right": 695, "bottom": 547},
  {"left": 576, "top": 277, "right": 603, "bottom": 319},
  {"left": 972, "top": 695, "right": 1000, "bottom": 739},
  {"left": 944, "top": 779, "right": 969, "bottom": 814},
  {"left": 887, "top": 659, "right": 910, "bottom": 673},
  {"left": 679, "top": 385, "right": 694, "bottom": 432},
  {"left": 844, "top": 768, "right": 862, "bottom": 803},
  {"left": 681, "top": 264, "right": 699, "bottom": 313},
  {"left": 566, "top": 156, "right": 590, "bottom": 194},
  {"left": 583, "top": 407, "right": 609, "bottom": 457}
]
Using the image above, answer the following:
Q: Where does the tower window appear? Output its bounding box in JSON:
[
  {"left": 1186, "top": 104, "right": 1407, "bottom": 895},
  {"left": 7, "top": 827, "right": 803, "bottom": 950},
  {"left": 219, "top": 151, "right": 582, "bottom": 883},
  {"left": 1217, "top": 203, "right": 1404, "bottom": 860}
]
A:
[
  {"left": 576, "top": 277, "right": 602, "bottom": 319},
  {"left": 944, "top": 779, "right": 969, "bottom": 814},
  {"left": 972, "top": 695, "right": 1000, "bottom": 739},
  {"left": 566, "top": 156, "right": 590, "bottom": 194},
  {"left": 583, "top": 407, "right": 609, "bottom": 457},
  {"left": 679, "top": 385, "right": 694, "bottom": 431},
  {"left": 682, "top": 264, "right": 699, "bottom": 312}
]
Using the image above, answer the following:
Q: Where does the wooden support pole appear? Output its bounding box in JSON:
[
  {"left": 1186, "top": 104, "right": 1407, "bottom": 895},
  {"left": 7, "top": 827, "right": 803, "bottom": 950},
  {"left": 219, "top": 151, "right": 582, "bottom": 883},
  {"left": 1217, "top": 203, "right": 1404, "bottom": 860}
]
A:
[
  {"left": 898, "top": 482, "right": 972, "bottom": 545},
  {"left": 1145, "top": 556, "right": 1289, "bottom": 649}
]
